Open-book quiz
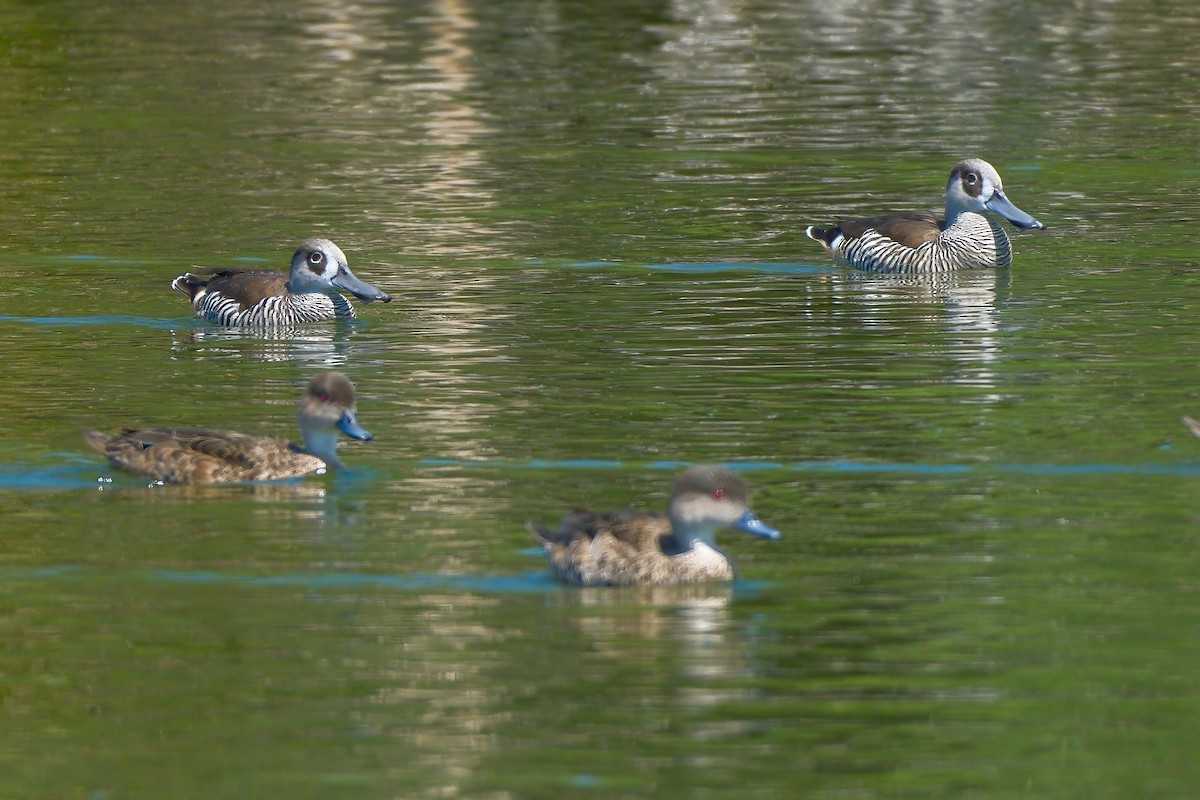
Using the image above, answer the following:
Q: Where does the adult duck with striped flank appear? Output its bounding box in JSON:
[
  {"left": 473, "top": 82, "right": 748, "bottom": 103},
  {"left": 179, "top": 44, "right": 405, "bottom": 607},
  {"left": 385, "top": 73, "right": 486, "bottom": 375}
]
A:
[
  {"left": 172, "top": 238, "right": 391, "bottom": 326},
  {"left": 84, "top": 372, "right": 373, "bottom": 484},
  {"left": 528, "top": 465, "right": 781, "bottom": 587},
  {"left": 806, "top": 158, "right": 1045, "bottom": 273}
]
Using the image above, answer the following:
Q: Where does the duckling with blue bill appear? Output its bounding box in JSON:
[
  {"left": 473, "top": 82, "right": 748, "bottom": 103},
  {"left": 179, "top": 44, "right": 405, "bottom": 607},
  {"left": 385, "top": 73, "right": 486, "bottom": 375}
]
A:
[
  {"left": 172, "top": 237, "right": 391, "bottom": 326},
  {"left": 806, "top": 158, "right": 1045, "bottom": 273},
  {"left": 528, "top": 465, "right": 781, "bottom": 586},
  {"left": 83, "top": 372, "right": 372, "bottom": 484}
]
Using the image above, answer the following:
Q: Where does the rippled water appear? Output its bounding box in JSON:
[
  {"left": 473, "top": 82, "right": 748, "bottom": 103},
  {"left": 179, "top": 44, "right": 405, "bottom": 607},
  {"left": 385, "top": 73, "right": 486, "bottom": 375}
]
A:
[{"left": 3, "top": 0, "right": 1200, "bottom": 797}]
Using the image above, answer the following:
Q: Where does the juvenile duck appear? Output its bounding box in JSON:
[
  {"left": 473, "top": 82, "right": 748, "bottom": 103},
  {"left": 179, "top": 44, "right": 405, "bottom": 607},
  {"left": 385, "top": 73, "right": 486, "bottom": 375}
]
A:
[
  {"left": 83, "top": 372, "right": 372, "bottom": 484},
  {"left": 172, "top": 237, "right": 391, "bottom": 326},
  {"left": 806, "top": 158, "right": 1045, "bottom": 273},
  {"left": 528, "top": 465, "right": 781, "bottom": 586}
]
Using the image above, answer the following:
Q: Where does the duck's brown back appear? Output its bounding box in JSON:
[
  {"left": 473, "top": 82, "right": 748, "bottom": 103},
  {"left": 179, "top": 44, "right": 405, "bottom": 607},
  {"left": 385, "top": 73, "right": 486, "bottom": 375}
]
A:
[
  {"left": 528, "top": 510, "right": 734, "bottom": 586},
  {"left": 196, "top": 269, "right": 291, "bottom": 310},
  {"left": 84, "top": 426, "right": 324, "bottom": 484}
]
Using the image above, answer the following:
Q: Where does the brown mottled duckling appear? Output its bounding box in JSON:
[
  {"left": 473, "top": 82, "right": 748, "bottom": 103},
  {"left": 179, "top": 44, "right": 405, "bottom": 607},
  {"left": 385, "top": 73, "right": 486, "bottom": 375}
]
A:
[
  {"left": 171, "top": 237, "right": 391, "bottom": 326},
  {"left": 83, "top": 372, "right": 372, "bottom": 484},
  {"left": 528, "top": 465, "right": 781, "bottom": 586}
]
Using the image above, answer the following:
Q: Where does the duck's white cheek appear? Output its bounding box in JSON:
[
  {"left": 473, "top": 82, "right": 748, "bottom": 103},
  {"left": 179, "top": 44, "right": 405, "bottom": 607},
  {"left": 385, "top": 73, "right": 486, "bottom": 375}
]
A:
[{"left": 676, "top": 496, "right": 732, "bottom": 526}]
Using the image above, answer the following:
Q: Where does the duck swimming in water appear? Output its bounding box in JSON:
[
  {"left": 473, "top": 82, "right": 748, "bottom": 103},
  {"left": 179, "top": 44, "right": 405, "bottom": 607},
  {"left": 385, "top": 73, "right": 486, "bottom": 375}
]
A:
[
  {"left": 528, "top": 465, "right": 781, "bottom": 586},
  {"left": 172, "top": 237, "right": 391, "bottom": 326},
  {"left": 805, "top": 158, "right": 1045, "bottom": 273},
  {"left": 83, "top": 371, "right": 372, "bottom": 484}
]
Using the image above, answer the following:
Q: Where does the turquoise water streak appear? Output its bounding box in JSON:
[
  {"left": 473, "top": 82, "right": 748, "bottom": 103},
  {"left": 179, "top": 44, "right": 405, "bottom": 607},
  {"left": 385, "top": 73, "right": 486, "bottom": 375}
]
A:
[{"left": 3, "top": 0, "right": 1200, "bottom": 797}]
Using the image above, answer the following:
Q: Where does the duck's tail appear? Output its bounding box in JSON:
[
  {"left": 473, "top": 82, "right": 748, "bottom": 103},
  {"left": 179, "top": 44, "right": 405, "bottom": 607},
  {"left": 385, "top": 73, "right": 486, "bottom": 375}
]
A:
[
  {"left": 82, "top": 429, "right": 113, "bottom": 456},
  {"left": 526, "top": 521, "right": 558, "bottom": 548},
  {"left": 170, "top": 272, "right": 208, "bottom": 301},
  {"left": 805, "top": 225, "right": 841, "bottom": 251}
]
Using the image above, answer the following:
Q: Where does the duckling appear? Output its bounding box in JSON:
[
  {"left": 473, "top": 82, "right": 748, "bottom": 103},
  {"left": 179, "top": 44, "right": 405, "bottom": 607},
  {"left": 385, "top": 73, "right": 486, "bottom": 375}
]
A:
[
  {"left": 84, "top": 372, "right": 372, "bottom": 484},
  {"left": 528, "top": 465, "right": 780, "bottom": 586}
]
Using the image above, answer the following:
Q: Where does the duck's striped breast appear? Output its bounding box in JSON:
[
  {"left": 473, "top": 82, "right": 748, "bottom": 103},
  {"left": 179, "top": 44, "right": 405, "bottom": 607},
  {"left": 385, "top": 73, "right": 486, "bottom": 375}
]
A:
[
  {"left": 836, "top": 214, "right": 1012, "bottom": 273},
  {"left": 197, "top": 292, "right": 355, "bottom": 326}
]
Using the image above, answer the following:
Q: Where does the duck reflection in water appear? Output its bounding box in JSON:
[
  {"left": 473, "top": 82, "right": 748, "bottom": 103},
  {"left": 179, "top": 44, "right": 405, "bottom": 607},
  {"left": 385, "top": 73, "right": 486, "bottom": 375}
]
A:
[
  {"left": 528, "top": 465, "right": 781, "bottom": 587},
  {"left": 84, "top": 372, "right": 372, "bottom": 485}
]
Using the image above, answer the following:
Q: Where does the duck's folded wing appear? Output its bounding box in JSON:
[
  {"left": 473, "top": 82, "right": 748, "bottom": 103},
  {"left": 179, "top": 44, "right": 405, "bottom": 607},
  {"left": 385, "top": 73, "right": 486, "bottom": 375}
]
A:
[
  {"left": 178, "top": 431, "right": 272, "bottom": 468},
  {"left": 840, "top": 212, "right": 942, "bottom": 246},
  {"left": 202, "top": 270, "right": 290, "bottom": 309},
  {"left": 574, "top": 510, "right": 670, "bottom": 548},
  {"left": 118, "top": 427, "right": 267, "bottom": 469}
]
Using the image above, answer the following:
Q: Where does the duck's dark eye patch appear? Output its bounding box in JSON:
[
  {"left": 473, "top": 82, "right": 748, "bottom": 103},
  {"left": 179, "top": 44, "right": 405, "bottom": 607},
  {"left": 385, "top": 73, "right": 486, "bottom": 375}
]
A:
[
  {"left": 965, "top": 172, "right": 979, "bottom": 185},
  {"left": 308, "top": 252, "right": 324, "bottom": 265}
]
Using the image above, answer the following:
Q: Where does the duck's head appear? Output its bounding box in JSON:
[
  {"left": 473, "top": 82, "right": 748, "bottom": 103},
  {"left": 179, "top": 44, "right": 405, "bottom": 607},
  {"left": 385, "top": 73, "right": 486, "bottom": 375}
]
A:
[
  {"left": 666, "top": 465, "right": 781, "bottom": 547},
  {"left": 945, "top": 158, "right": 1045, "bottom": 231},
  {"left": 297, "top": 371, "right": 373, "bottom": 467},
  {"left": 286, "top": 237, "right": 392, "bottom": 303}
]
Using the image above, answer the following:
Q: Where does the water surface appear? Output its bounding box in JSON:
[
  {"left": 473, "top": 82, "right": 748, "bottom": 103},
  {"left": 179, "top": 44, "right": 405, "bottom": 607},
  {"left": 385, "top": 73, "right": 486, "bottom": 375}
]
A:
[{"left": 2, "top": 0, "right": 1200, "bottom": 797}]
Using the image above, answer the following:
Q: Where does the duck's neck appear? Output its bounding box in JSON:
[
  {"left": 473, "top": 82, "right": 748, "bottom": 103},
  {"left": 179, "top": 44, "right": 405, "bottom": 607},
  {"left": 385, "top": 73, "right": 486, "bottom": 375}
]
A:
[
  {"left": 943, "top": 201, "right": 970, "bottom": 228},
  {"left": 286, "top": 271, "right": 342, "bottom": 297},
  {"left": 286, "top": 274, "right": 312, "bottom": 295},
  {"left": 668, "top": 516, "right": 718, "bottom": 549},
  {"left": 300, "top": 425, "right": 343, "bottom": 468}
]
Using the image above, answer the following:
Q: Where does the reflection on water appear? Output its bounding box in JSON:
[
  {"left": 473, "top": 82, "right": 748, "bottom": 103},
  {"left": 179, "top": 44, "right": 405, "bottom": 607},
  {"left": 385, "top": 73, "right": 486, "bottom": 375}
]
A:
[
  {"left": 395, "top": 0, "right": 505, "bottom": 259},
  {"left": 830, "top": 270, "right": 1010, "bottom": 402},
  {"left": 168, "top": 322, "right": 362, "bottom": 368},
  {"left": 278, "top": 0, "right": 504, "bottom": 259},
  {"left": 95, "top": 477, "right": 331, "bottom": 503},
  {"left": 80, "top": 459, "right": 378, "bottom": 528},
  {"left": 559, "top": 584, "right": 764, "bottom": 740},
  {"left": 562, "top": 584, "right": 742, "bottom": 674},
  {"left": 296, "top": 1, "right": 386, "bottom": 65}
]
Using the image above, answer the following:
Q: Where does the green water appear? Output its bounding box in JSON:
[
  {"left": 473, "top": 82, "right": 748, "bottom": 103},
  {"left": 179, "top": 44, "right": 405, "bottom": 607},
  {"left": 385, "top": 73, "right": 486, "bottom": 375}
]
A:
[{"left": 3, "top": 0, "right": 1200, "bottom": 797}]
